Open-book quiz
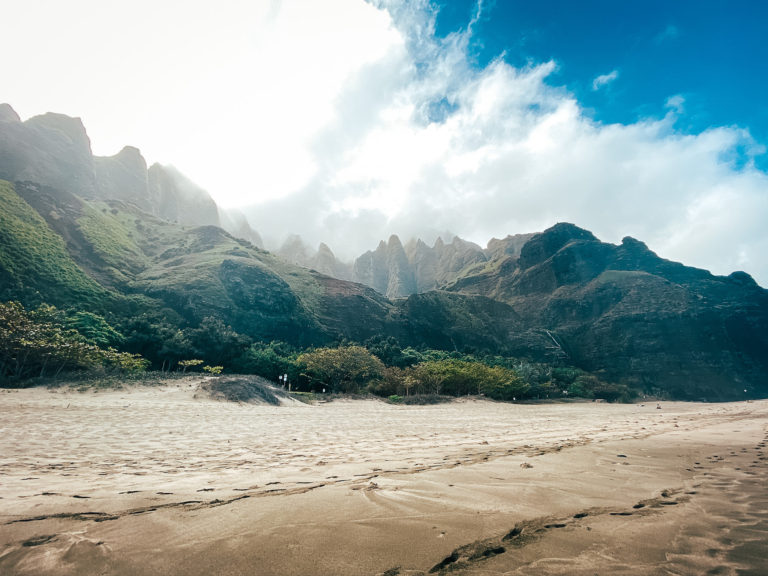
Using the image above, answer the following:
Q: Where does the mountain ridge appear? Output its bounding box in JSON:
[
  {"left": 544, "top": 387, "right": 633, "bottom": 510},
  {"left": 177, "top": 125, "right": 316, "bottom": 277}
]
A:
[
  {"left": 0, "top": 104, "right": 259, "bottom": 245},
  {"left": 1, "top": 103, "right": 766, "bottom": 399}
]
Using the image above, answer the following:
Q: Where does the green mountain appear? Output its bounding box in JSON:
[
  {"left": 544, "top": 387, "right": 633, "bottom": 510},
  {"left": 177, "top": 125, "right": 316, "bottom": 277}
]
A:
[
  {"left": 1, "top": 104, "right": 766, "bottom": 399},
  {"left": 442, "top": 223, "right": 768, "bottom": 399}
]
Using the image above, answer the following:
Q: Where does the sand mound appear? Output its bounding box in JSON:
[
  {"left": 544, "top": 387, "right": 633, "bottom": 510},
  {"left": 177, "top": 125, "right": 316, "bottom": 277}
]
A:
[{"left": 200, "top": 375, "right": 288, "bottom": 404}]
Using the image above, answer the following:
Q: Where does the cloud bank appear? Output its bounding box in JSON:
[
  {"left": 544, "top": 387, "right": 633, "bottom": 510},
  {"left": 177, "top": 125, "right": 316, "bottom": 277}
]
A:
[{"left": 244, "top": 1, "right": 768, "bottom": 286}]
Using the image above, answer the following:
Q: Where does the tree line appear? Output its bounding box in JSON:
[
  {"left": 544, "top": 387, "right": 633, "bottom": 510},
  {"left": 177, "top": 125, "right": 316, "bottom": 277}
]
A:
[
  {"left": 0, "top": 301, "right": 147, "bottom": 382},
  {"left": 1, "top": 301, "right": 633, "bottom": 401}
]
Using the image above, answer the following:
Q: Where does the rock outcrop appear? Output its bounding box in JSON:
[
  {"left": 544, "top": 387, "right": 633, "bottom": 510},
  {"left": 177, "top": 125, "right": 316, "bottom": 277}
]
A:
[{"left": 0, "top": 104, "right": 230, "bottom": 231}]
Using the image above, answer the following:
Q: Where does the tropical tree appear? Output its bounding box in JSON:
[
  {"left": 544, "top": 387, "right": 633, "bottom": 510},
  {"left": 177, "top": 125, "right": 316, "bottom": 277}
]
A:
[
  {"left": 298, "top": 345, "right": 385, "bottom": 393},
  {"left": 187, "top": 316, "right": 251, "bottom": 366},
  {"left": 178, "top": 359, "right": 204, "bottom": 373},
  {"left": 61, "top": 310, "right": 124, "bottom": 348},
  {"left": 234, "top": 340, "right": 298, "bottom": 381},
  {"left": 0, "top": 301, "right": 148, "bottom": 383}
]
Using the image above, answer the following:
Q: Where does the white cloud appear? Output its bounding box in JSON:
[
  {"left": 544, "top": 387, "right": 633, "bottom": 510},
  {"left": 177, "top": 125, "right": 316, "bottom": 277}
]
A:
[
  {"left": 244, "top": 1, "right": 768, "bottom": 285},
  {"left": 665, "top": 94, "right": 685, "bottom": 114},
  {"left": 592, "top": 69, "right": 619, "bottom": 91}
]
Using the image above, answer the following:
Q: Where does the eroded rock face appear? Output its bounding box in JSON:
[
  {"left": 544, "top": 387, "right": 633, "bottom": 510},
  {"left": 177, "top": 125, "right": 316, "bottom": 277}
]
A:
[
  {"left": 218, "top": 208, "right": 264, "bottom": 249},
  {"left": 352, "top": 234, "right": 488, "bottom": 298},
  {"left": 147, "top": 163, "right": 220, "bottom": 227},
  {"left": 0, "top": 107, "right": 97, "bottom": 196},
  {"left": 383, "top": 235, "right": 417, "bottom": 299},
  {"left": 0, "top": 103, "right": 21, "bottom": 123}
]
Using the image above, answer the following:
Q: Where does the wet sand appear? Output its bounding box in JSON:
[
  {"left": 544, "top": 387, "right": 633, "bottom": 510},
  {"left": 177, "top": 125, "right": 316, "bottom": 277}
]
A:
[{"left": 1, "top": 380, "right": 767, "bottom": 575}]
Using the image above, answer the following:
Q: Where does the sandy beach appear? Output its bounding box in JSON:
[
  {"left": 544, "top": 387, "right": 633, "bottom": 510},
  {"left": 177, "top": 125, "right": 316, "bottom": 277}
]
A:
[{"left": 1, "top": 380, "right": 767, "bottom": 575}]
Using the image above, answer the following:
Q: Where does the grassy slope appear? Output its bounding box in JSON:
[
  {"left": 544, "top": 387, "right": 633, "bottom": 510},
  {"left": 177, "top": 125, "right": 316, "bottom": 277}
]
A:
[
  {"left": 0, "top": 185, "right": 335, "bottom": 341},
  {"left": 0, "top": 179, "right": 107, "bottom": 307},
  {"left": 76, "top": 201, "right": 149, "bottom": 283}
]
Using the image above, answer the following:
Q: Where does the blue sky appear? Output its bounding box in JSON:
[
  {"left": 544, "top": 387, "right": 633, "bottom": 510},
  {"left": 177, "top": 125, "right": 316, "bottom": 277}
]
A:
[
  {"left": 436, "top": 0, "right": 768, "bottom": 169},
  {"left": 2, "top": 0, "right": 767, "bottom": 284}
]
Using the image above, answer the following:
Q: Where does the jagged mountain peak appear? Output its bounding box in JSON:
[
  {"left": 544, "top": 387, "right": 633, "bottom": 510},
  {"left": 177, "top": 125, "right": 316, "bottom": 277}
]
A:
[
  {"left": 351, "top": 232, "right": 488, "bottom": 297},
  {"left": 113, "top": 145, "right": 144, "bottom": 161},
  {"left": 387, "top": 234, "right": 404, "bottom": 248},
  {"left": 278, "top": 234, "right": 311, "bottom": 263},
  {"left": 0, "top": 106, "right": 230, "bottom": 232},
  {"left": 25, "top": 111, "right": 92, "bottom": 150},
  {"left": 0, "top": 103, "right": 21, "bottom": 123},
  {"left": 275, "top": 236, "right": 352, "bottom": 280},
  {"left": 0, "top": 108, "right": 97, "bottom": 196},
  {"left": 146, "top": 163, "right": 220, "bottom": 227},
  {"left": 317, "top": 242, "right": 334, "bottom": 255},
  {"left": 218, "top": 208, "right": 263, "bottom": 249}
]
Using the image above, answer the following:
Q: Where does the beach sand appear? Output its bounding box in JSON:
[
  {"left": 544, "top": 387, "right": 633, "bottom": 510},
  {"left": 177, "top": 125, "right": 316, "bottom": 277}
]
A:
[{"left": 1, "top": 379, "right": 766, "bottom": 575}]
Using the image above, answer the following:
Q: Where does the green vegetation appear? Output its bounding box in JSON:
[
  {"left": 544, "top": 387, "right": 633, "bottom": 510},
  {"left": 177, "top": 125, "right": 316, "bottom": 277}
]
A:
[
  {"left": 0, "top": 301, "right": 148, "bottom": 384},
  {"left": 229, "top": 338, "right": 628, "bottom": 402},
  {"left": 0, "top": 294, "right": 631, "bottom": 401},
  {"left": 77, "top": 202, "right": 148, "bottom": 281},
  {"left": 178, "top": 359, "right": 204, "bottom": 373},
  {"left": 0, "top": 180, "right": 107, "bottom": 307},
  {"left": 410, "top": 359, "right": 527, "bottom": 399},
  {"left": 235, "top": 340, "right": 300, "bottom": 382}
]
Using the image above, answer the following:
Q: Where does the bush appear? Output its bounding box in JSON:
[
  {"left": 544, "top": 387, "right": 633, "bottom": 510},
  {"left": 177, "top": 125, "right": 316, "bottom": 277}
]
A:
[{"left": 410, "top": 359, "right": 528, "bottom": 399}]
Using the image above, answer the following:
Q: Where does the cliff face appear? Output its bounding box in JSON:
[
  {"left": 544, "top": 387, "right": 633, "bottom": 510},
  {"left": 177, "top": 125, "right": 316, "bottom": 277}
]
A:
[
  {"left": 0, "top": 104, "right": 222, "bottom": 230},
  {"left": 146, "top": 163, "right": 220, "bottom": 227},
  {"left": 94, "top": 146, "right": 151, "bottom": 210},
  {"left": 219, "top": 208, "right": 264, "bottom": 249},
  {"left": 0, "top": 109, "right": 97, "bottom": 197}
]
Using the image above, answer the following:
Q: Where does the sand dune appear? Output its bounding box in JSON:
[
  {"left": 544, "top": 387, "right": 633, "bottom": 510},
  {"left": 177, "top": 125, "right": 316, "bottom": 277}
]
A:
[{"left": 1, "top": 379, "right": 766, "bottom": 575}]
